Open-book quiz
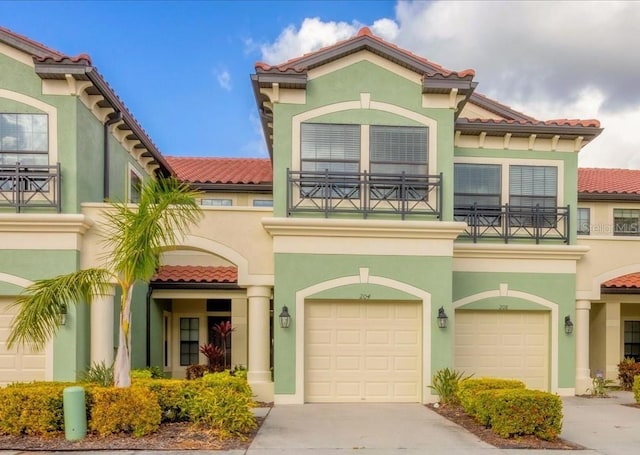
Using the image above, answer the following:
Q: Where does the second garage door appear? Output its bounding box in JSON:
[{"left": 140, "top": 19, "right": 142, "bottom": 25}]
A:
[
  {"left": 455, "top": 310, "right": 549, "bottom": 391},
  {"left": 305, "top": 300, "right": 421, "bottom": 403}
]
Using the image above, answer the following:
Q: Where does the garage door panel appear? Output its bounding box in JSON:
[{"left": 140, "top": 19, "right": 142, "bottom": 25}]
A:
[
  {"left": 306, "top": 301, "right": 421, "bottom": 403},
  {"left": 455, "top": 310, "right": 549, "bottom": 391},
  {"left": 0, "top": 298, "right": 45, "bottom": 385}
]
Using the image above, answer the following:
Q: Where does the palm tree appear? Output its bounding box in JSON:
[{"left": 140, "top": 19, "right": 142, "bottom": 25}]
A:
[{"left": 7, "top": 177, "right": 202, "bottom": 387}]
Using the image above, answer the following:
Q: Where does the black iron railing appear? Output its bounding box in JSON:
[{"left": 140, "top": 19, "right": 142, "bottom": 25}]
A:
[
  {"left": 287, "top": 169, "right": 442, "bottom": 219},
  {"left": 0, "top": 162, "right": 61, "bottom": 212},
  {"left": 455, "top": 204, "right": 570, "bottom": 244}
]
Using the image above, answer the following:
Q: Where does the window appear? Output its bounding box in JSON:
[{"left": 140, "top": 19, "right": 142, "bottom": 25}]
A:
[
  {"left": 129, "top": 169, "right": 141, "bottom": 203},
  {"left": 0, "top": 113, "right": 48, "bottom": 165},
  {"left": 179, "top": 317, "right": 199, "bottom": 366},
  {"left": 300, "top": 123, "right": 360, "bottom": 198},
  {"left": 509, "top": 165, "right": 557, "bottom": 226},
  {"left": 454, "top": 163, "right": 501, "bottom": 224},
  {"left": 253, "top": 199, "right": 273, "bottom": 207},
  {"left": 301, "top": 123, "right": 360, "bottom": 173},
  {"left": 614, "top": 209, "right": 640, "bottom": 236},
  {"left": 369, "top": 126, "right": 427, "bottom": 175},
  {"left": 201, "top": 198, "right": 232, "bottom": 206},
  {"left": 624, "top": 321, "right": 640, "bottom": 361},
  {"left": 577, "top": 208, "right": 590, "bottom": 235}
]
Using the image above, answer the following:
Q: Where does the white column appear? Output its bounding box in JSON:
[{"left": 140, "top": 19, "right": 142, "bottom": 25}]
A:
[
  {"left": 575, "top": 299, "right": 591, "bottom": 394},
  {"left": 247, "top": 285, "right": 274, "bottom": 402},
  {"left": 91, "top": 285, "right": 116, "bottom": 366}
]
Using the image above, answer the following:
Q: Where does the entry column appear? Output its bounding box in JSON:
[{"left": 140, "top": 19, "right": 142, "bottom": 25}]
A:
[
  {"left": 91, "top": 285, "right": 116, "bottom": 366},
  {"left": 247, "top": 285, "right": 273, "bottom": 401},
  {"left": 575, "top": 299, "right": 591, "bottom": 394}
]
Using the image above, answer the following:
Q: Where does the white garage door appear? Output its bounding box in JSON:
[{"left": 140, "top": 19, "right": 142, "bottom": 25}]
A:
[
  {"left": 305, "top": 300, "right": 421, "bottom": 403},
  {"left": 0, "top": 298, "right": 45, "bottom": 385},
  {"left": 455, "top": 310, "right": 549, "bottom": 390}
]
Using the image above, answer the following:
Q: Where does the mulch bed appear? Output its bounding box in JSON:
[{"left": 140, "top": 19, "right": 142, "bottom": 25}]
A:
[
  {"left": 427, "top": 403, "right": 582, "bottom": 450},
  {"left": 0, "top": 417, "right": 266, "bottom": 451}
]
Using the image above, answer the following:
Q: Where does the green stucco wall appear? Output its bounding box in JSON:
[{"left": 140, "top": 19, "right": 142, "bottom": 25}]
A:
[
  {"left": 272, "top": 60, "right": 455, "bottom": 219},
  {"left": 273, "top": 253, "right": 454, "bottom": 395},
  {"left": 453, "top": 271, "right": 576, "bottom": 388}
]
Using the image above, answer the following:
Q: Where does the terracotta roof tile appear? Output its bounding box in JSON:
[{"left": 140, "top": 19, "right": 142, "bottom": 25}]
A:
[
  {"left": 602, "top": 273, "right": 640, "bottom": 289},
  {"left": 152, "top": 266, "right": 237, "bottom": 284},
  {"left": 578, "top": 168, "right": 640, "bottom": 195},
  {"left": 256, "top": 27, "right": 475, "bottom": 79},
  {"left": 166, "top": 157, "right": 272, "bottom": 185},
  {"left": 462, "top": 118, "right": 601, "bottom": 128}
]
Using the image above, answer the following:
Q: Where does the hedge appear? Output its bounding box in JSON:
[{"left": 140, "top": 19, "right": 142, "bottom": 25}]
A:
[
  {"left": 89, "top": 387, "right": 161, "bottom": 437},
  {"left": 457, "top": 378, "right": 525, "bottom": 418},
  {"left": 476, "top": 388, "right": 563, "bottom": 440},
  {"left": 633, "top": 375, "right": 640, "bottom": 403},
  {"left": 618, "top": 358, "right": 640, "bottom": 391},
  {"left": 0, "top": 383, "right": 66, "bottom": 435}
]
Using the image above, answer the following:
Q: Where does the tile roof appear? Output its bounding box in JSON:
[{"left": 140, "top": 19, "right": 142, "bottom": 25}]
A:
[
  {"left": 152, "top": 266, "right": 237, "bottom": 284},
  {"left": 166, "top": 157, "right": 272, "bottom": 184},
  {"left": 255, "top": 27, "right": 475, "bottom": 79},
  {"left": 0, "top": 25, "right": 67, "bottom": 59},
  {"left": 461, "top": 118, "right": 601, "bottom": 128},
  {"left": 602, "top": 273, "right": 640, "bottom": 289},
  {"left": 578, "top": 168, "right": 640, "bottom": 195}
]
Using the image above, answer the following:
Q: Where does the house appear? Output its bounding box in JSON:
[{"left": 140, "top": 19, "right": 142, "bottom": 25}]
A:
[{"left": 1, "top": 24, "right": 637, "bottom": 404}]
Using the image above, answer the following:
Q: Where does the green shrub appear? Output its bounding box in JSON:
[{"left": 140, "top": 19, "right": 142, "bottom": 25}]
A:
[
  {"left": 187, "top": 371, "right": 256, "bottom": 437},
  {"left": 79, "top": 361, "right": 114, "bottom": 387},
  {"left": 133, "top": 378, "right": 197, "bottom": 423},
  {"left": 478, "top": 389, "right": 563, "bottom": 440},
  {"left": 618, "top": 358, "right": 640, "bottom": 391},
  {"left": 428, "top": 368, "right": 473, "bottom": 405},
  {"left": 89, "top": 387, "right": 161, "bottom": 437},
  {"left": 633, "top": 375, "right": 640, "bottom": 403},
  {"left": 132, "top": 366, "right": 166, "bottom": 379},
  {"left": 0, "top": 384, "right": 65, "bottom": 435},
  {"left": 457, "top": 378, "right": 525, "bottom": 417}
]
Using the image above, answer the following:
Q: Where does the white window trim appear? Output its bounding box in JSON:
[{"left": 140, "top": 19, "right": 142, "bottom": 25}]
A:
[
  {"left": 127, "top": 163, "right": 143, "bottom": 203},
  {"left": 0, "top": 90, "right": 58, "bottom": 164},
  {"left": 453, "top": 157, "right": 565, "bottom": 207}
]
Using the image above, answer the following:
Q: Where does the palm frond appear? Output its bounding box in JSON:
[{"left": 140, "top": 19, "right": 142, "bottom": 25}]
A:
[
  {"left": 7, "top": 268, "right": 112, "bottom": 351},
  {"left": 103, "top": 177, "right": 202, "bottom": 284}
]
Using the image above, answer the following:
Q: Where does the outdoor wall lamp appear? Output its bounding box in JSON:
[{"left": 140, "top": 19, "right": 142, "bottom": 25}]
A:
[
  {"left": 59, "top": 304, "right": 68, "bottom": 326},
  {"left": 437, "top": 306, "right": 448, "bottom": 329},
  {"left": 564, "top": 315, "right": 574, "bottom": 335},
  {"left": 279, "top": 306, "right": 291, "bottom": 329}
]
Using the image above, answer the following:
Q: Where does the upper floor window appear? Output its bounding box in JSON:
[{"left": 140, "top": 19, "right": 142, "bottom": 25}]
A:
[
  {"left": 509, "top": 165, "right": 557, "bottom": 208},
  {"left": 369, "top": 125, "right": 428, "bottom": 175},
  {"left": 129, "top": 168, "right": 142, "bottom": 203},
  {"left": 201, "top": 198, "right": 232, "bottom": 207},
  {"left": 614, "top": 208, "right": 640, "bottom": 236},
  {"left": 0, "top": 113, "right": 48, "bottom": 165},
  {"left": 577, "top": 208, "right": 590, "bottom": 235},
  {"left": 301, "top": 123, "right": 360, "bottom": 173}
]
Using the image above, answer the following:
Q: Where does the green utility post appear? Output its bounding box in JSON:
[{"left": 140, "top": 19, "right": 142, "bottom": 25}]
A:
[{"left": 63, "top": 386, "right": 86, "bottom": 441}]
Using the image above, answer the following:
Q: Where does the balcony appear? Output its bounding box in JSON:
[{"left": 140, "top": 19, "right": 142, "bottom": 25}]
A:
[
  {"left": 0, "top": 163, "right": 61, "bottom": 213},
  {"left": 287, "top": 169, "right": 442, "bottom": 219},
  {"left": 455, "top": 204, "right": 570, "bottom": 244}
]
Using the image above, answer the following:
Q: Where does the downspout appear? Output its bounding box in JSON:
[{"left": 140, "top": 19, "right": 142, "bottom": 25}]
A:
[
  {"left": 103, "top": 111, "right": 122, "bottom": 201},
  {"left": 146, "top": 284, "right": 152, "bottom": 368}
]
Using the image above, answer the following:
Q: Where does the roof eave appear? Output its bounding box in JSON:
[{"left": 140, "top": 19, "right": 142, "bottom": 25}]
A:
[
  {"left": 456, "top": 119, "right": 603, "bottom": 141},
  {"left": 150, "top": 281, "right": 241, "bottom": 290},
  {"left": 578, "top": 192, "right": 640, "bottom": 202}
]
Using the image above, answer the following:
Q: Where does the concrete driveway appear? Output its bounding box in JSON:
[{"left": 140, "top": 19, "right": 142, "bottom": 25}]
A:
[{"left": 247, "top": 403, "right": 494, "bottom": 454}]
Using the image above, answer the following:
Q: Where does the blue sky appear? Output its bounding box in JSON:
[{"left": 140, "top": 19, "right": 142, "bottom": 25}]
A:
[
  {"left": 1, "top": 1, "right": 396, "bottom": 158},
  {"left": 2, "top": 1, "right": 640, "bottom": 168}
]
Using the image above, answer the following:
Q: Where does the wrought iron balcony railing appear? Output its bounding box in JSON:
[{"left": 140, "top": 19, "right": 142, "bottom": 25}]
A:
[
  {"left": 287, "top": 169, "right": 442, "bottom": 219},
  {"left": 455, "top": 204, "right": 570, "bottom": 244},
  {"left": 0, "top": 163, "right": 61, "bottom": 213}
]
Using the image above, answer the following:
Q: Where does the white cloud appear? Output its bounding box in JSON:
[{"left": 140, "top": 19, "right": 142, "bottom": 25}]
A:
[
  {"left": 216, "top": 70, "right": 232, "bottom": 91},
  {"left": 258, "top": 1, "right": 640, "bottom": 168}
]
